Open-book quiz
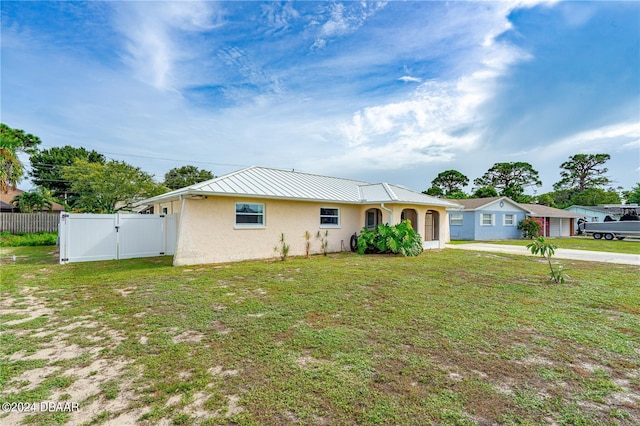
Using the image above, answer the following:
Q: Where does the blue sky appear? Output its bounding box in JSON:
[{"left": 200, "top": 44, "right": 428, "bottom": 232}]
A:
[{"left": 2, "top": 1, "right": 638, "bottom": 195}]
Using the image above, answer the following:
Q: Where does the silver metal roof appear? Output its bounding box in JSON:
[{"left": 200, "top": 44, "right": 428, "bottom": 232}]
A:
[{"left": 140, "top": 166, "right": 461, "bottom": 208}]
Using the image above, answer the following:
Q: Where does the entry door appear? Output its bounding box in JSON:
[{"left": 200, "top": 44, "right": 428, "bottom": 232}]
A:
[{"left": 425, "top": 212, "right": 434, "bottom": 241}]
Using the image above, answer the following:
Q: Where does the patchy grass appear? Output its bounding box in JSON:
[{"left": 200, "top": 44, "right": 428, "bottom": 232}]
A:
[
  {"left": 463, "top": 236, "right": 640, "bottom": 255},
  {"left": 0, "top": 247, "right": 638, "bottom": 425}
]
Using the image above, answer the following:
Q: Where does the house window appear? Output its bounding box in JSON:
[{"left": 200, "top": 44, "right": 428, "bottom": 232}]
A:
[
  {"left": 480, "top": 213, "right": 494, "bottom": 226},
  {"left": 504, "top": 214, "right": 515, "bottom": 226},
  {"left": 162, "top": 207, "right": 168, "bottom": 214},
  {"left": 235, "top": 203, "right": 264, "bottom": 227},
  {"left": 450, "top": 213, "right": 463, "bottom": 226},
  {"left": 320, "top": 207, "right": 340, "bottom": 227}
]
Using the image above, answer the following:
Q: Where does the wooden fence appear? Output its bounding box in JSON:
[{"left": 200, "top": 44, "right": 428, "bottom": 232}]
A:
[{"left": 0, "top": 213, "right": 60, "bottom": 234}]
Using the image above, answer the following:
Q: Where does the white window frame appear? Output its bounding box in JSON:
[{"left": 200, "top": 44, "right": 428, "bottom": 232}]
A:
[
  {"left": 320, "top": 207, "right": 340, "bottom": 228},
  {"left": 235, "top": 202, "right": 265, "bottom": 228},
  {"left": 480, "top": 213, "right": 495, "bottom": 226},
  {"left": 449, "top": 213, "right": 463, "bottom": 226},
  {"left": 503, "top": 214, "right": 516, "bottom": 226}
]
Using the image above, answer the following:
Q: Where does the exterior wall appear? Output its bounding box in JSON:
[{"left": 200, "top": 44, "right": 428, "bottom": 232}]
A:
[
  {"left": 473, "top": 210, "right": 526, "bottom": 240},
  {"left": 174, "top": 197, "right": 364, "bottom": 265},
  {"left": 449, "top": 211, "right": 476, "bottom": 240},
  {"left": 170, "top": 198, "right": 454, "bottom": 265}
]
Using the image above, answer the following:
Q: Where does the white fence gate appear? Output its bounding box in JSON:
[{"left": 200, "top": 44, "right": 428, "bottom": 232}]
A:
[{"left": 59, "top": 212, "right": 176, "bottom": 264}]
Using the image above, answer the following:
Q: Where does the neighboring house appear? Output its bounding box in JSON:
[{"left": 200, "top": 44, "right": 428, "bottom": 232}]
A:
[
  {"left": 446, "top": 197, "right": 530, "bottom": 241},
  {"left": 0, "top": 200, "right": 19, "bottom": 212},
  {"left": 520, "top": 204, "right": 582, "bottom": 238},
  {"left": 138, "top": 166, "right": 462, "bottom": 266},
  {"left": 0, "top": 188, "right": 65, "bottom": 212}
]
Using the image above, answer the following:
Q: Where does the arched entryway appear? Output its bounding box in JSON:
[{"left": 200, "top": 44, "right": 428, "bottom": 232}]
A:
[
  {"left": 365, "top": 208, "right": 382, "bottom": 230},
  {"left": 401, "top": 209, "right": 418, "bottom": 233},
  {"left": 424, "top": 210, "right": 440, "bottom": 241}
]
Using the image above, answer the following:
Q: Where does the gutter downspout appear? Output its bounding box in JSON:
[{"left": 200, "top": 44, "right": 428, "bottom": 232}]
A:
[{"left": 380, "top": 203, "right": 393, "bottom": 225}]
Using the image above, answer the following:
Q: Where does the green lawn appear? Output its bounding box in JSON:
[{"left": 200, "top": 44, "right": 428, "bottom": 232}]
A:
[
  {"left": 452, "top": 236, "right": 640, "bottom": 255},
  {"left": 1, "top": 247, "right": 638, "bottom": 425}
]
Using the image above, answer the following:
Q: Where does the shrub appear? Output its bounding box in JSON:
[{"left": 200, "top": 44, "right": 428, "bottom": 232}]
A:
[
  {"left": 357, "top": 220, "right": 423, "bottom": 257},
  {"left": 518, "top": 217, "right": 542, "bottom": 239},
  {"left": 0, "top": 232, "right": 58, "bottom": 247}
]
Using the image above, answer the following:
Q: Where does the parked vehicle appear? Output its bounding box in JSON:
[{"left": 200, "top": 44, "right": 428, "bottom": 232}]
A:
[{"left": 579, "top": 207, "right": 640, "bottom": 240}]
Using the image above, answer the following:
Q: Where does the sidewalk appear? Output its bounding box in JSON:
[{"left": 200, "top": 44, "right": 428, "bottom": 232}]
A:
[{"left": 445, "top": 243, "right": 640, "bottom": 266}]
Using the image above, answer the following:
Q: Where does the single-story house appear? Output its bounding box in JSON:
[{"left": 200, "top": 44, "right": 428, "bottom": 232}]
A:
[
  {"left": 446, "top": 197, "right": 531, "bottom": 240},
  {"left": 520, "top": 203, "right": 582, "bottom": 237},
  {"left": 138, "top": 166, "right": 462, "bottom": 266}
]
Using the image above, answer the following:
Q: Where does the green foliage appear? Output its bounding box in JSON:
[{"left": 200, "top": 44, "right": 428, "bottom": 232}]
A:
[
  {"left": 473, "top": 162, "right": 542, "bottom": 200},
  {"left": 0, "top": 232, "right": 58, "bottom": 247},
  {"left": 12, "top": 187, "right": 58, "bottom": 213},
  {"left": 28, "top": 145, "right": 105, "bottom": 202},
  {"left": 163, "top": 165, "right": 214, "bottom": 190},
  {"left": 535, "top": 193, "right": 556, "bottom": 207},
  {"left": 517, "top": 217, "right": 542, "bottom": 239},
  {"left": 1, "top": 123, "right": 42, "bottom": 193},
  {"left": 526, "top": 236, "right": 566, "bottom": 283},
  {"left": 569, "top": 187, "right": 621, "bottom": 207},
  {"left": 61, "top": 159, "right": 168, "bottom": 213},
  {"left": 430, "top": 170, "right": 469, "bottom": 197},
  {"left": 357, "top": 220, "right": 423, "bottom": 257},
  {"left": 423, "top": 186, "right": 443, "bottom": 197},
  {"left": 553, "top": 153, "right": 611, "bottom": 192},
  {"left": 622, "top": 183, "right": 640, "bottom": 205},
  {"left": 273, "top": 233, "right": 290, "bottom": 261},
  {"left": 472, "top": 186, "right": 498, "bottom": 198}
]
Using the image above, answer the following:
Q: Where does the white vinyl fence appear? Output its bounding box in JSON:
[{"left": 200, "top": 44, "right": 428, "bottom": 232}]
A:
[{"left": 59, "top": 212, "right": 176, "bottom": 264}]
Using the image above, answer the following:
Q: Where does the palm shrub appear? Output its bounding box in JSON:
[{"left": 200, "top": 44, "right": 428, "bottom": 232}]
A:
[{"left": 357, "top": 220, "right": 423, "bottom": 257}]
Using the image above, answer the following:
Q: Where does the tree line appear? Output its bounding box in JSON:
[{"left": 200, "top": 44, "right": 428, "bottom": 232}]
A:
[
  {"left": 424, "top": 156, "right": 639, "bottom": 208},
  {"left": 2, "top": 123, "right": 639, "bottom": 213},
  {"left": 1, "top": 124, "right": 214, "bottom": 213}
]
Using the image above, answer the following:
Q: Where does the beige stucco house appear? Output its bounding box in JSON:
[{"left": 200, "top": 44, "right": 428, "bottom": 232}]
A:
[{"left": 139, "top": 166, "right": 462, "bottom": 266}]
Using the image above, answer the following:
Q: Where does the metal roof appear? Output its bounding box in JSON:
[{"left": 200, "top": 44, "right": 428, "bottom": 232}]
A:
[{"left": 140, "top": 166, "right": 461, "bottom": 208}]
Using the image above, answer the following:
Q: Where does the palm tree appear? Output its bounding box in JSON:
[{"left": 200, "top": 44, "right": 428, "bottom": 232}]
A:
[
  {"left": 12, "top": 187, "right": 56, "bottom": 213},
  {"left": 0, "top": 123, "right": 42, "bottom": 193}
]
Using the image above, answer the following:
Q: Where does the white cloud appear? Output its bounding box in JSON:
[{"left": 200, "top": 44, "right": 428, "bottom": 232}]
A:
[
  {"left": 548, "top": 121, "right": 640, "bottom": 153},
  {"left": 112, "top": 1, "right": 221, "bottom": 91},
  {"left": 322, "top": 2, "right": 542, "bottom": 173},
  {"left": 398, "top": 76, "right": 422, "bottom": 83}
]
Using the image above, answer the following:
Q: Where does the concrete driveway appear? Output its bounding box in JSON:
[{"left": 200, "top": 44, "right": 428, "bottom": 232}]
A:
[{"left": 445, "top": 243, "right": 640, "bottom": 266}]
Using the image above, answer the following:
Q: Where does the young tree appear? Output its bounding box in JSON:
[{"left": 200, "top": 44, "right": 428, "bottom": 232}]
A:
[
  {"left": 553, "top": 153, "right": 611, "bottom": 192},
  {"left": 0, "top": 123, "right": 42, "bottom": 192},
  {"left": 163, "top": 165, "right": 214, "bottom": 190},
  {"left": 29, "top": 145, "right": 105, "bottom": 201},
  {"left": 62, "top": 159, "right": 168, "bottom": 213},
  {"left": 474, "top": 162, "right": 542, "bottom": 201},
  {"left": 430, "top": 170, "right": 469, "bottom": 196}
]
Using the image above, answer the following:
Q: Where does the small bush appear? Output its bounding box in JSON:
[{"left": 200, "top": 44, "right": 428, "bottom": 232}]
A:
[
  {"left": 518, "top": 217, "right": 542, "bottom": 239},
  {"left": 357, "top": 220, "right": 423, "bottom": 257},
  {"left": 0, "top": 232, "right": 58, "bottom": 247}
]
